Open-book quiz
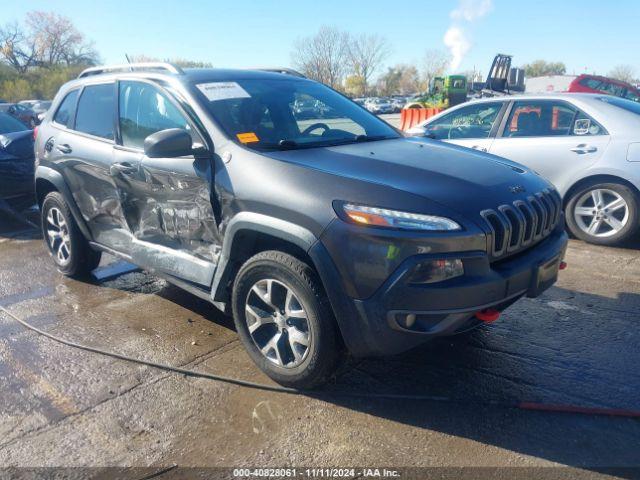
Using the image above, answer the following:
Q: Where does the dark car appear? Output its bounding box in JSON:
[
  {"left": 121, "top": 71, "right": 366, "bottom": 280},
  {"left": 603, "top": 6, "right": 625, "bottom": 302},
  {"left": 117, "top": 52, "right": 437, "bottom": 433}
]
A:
[
  {"left": 34, "top": 63, "right": 568, "bottom": 388},
  {"left": 0, "top": 112, "right": 35, "bottom": 199},
  {"left": 26, "top": 100, "right": 53, "bottom": 124},
  {"left": 0, "top": 103, "right": 38, "bottom": 128}
]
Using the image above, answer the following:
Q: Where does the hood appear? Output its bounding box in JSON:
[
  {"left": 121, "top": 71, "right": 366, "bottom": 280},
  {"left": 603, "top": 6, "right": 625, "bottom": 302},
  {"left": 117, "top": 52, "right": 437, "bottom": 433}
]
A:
[
  {"left": 263, "top": 137, "right": 553, "bottom": 216},
  {"left": 0, "top": 130, "right": 34, "bottom": 159}
]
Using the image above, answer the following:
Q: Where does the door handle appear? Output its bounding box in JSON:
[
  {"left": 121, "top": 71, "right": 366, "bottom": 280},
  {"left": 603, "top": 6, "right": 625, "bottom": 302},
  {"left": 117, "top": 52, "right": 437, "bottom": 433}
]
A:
[
  {"left": 472, "top": 145, "right": 487, "bottom": 152},
  {"left": 56, "top": 144, "right": 72, "bottom": 154},
  {"left": 570, "top": 144, "right": 597, "bottom": 154},
  {"left": 110, "top": 162, "right": 138, "bottom": 176}
]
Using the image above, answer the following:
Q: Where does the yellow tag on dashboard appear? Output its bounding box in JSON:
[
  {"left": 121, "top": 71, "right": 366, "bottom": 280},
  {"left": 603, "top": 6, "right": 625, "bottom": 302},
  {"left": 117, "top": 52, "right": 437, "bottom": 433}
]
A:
[{"left": 237, "top": 132, "right": 259, "bottom": 143}]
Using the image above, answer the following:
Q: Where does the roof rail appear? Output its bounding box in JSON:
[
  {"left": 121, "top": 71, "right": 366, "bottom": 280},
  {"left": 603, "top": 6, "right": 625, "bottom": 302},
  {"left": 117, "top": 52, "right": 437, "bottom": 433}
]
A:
[
  {"left": 78, "top": 62, "right": 184, "bottom": 78},
  {"left": 253, "top": 67, "right": 307, "bottom": 78}
]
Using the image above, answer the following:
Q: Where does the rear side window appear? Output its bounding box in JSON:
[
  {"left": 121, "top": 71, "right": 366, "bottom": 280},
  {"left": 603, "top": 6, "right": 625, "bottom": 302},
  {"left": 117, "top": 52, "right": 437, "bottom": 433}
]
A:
[
  {"left": 53, "top": 90, "right": 79, "bottom": 128},
  {"left": 505, "top": 100, "right": 605, "bottom": 137},
  {"left": 75, "top": 84, "right": 115, "bottom": 140},
  {"left": 118, "top": 81, "right": 191, "bottom": 149}
]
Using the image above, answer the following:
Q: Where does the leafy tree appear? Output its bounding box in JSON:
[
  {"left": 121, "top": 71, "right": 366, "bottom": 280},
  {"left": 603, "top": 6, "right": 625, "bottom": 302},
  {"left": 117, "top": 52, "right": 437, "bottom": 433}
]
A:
[
  {"left": 377, "top": 65, "right": 420, "bottom": 96},
  {"left": 1, "top": 77, "right": 31, "bottom": 101},
  {"left": 377, "top": 67, "right": 402, "bottom": 96},
  {"left": 344, "top": 74, "right": 366, "bottom": 97},
  {"left": 522, "top": 60, "right": 566, "bottom": 77}
]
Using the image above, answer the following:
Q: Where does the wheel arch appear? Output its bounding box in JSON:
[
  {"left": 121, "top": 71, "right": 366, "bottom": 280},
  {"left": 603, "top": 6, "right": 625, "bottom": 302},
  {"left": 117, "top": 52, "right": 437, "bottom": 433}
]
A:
[
  {"left": 210, "top": 212, "right": 319, "bottom": 304},
  {"left": 35, "top": 166, "right": 93, "bottom": 241},
  {"left": 209, "top": 213, "right": 359, "bottom": 352},
  {"left": 562, "top": 174, "right": 640, "bottom": 209}
]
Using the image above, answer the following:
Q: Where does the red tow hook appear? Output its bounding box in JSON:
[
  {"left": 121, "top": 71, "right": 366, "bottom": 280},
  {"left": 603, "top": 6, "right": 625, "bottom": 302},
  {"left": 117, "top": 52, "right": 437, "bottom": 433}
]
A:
[
  {"left": 559, "top": 261, "right": 568, "bottom": 270},
  {"left": 475, "top": 308, "right": 501, "bottom": 323}
]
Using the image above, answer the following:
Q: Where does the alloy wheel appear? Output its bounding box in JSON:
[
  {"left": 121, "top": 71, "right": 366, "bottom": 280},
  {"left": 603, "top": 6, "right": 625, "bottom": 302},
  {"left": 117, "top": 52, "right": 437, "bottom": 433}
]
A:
[
  {"left": 244, "top": 279, "right": 311, "bottom": 368},
  {"left": 574, "top": 188, "right": 629, "bottom": 238},
  {"left": 46, "top": 207, "right": 71, "bottom": 264}
]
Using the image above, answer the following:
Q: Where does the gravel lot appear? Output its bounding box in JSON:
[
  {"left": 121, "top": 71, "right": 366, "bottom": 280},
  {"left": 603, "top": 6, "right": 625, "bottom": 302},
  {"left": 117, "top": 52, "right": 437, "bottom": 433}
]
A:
[{"left": 1, "top": 153, "right": 639, "bottom": 477}]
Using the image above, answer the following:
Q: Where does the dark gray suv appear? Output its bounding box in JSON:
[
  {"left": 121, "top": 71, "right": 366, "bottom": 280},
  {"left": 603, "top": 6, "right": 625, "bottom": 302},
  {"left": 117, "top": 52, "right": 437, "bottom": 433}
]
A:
[{"left": 34, "top": 63, "right": 568, "bottom": 388}]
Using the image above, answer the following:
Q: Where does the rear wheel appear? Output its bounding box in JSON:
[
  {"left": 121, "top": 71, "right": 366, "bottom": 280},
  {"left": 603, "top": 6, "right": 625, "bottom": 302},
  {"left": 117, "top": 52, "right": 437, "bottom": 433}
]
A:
[
  {"left": 41, "top": 192, "right": 101, "bottom": 277},
  {"left": 232, "top": 251, "right": 342, "bottom": 389},
  {"left": 565, "top": 181, "right": 639, "bottom": 245}
]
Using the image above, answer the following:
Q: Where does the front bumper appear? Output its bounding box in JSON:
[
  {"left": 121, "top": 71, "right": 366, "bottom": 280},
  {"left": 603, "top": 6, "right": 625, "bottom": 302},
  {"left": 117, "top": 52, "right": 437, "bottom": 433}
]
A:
[{"left": 312, "top": 226, "right": 568, "bottom": 357}]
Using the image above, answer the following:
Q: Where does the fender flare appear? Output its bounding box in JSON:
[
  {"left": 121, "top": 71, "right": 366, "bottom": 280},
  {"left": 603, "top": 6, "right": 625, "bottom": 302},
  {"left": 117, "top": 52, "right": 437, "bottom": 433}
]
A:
[
  {"left": 209, "top": 212, "right": 365, "bottom": 354},
  {"left": 210, "top": 212, "right": 317, "bottom": 302},
  {"left": 35, "top": 165, "right": 93, "bottom": 241}
]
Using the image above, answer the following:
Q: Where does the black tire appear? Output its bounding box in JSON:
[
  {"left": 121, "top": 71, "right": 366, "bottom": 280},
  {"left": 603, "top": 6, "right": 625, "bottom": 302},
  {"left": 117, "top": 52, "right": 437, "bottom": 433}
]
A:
[
  {"left": 232, "top": 251, "right": 342, "bottom": 389},
  {"left": 565, "top": 180, "right": 639, "bottom": 246},
  {"left": 41, "top": 191, "right": 101, "bottom": 277}
]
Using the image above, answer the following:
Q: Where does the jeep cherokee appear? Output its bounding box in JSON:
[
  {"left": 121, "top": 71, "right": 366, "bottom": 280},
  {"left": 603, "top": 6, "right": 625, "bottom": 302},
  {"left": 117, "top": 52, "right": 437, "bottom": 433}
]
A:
[{"left": 34, "top": 63, "right": 568, "bottom": 388}]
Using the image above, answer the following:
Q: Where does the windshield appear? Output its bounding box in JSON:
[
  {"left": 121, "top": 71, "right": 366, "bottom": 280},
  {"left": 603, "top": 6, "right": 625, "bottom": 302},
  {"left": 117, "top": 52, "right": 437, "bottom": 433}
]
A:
[
  {"left": 0, "top": 112, "right": 28, "bottom": 133},
  {"left": 193, "top": 78, "right": 399, "bottom": 150},
  {"left": 598, "top": 95, "right": 640, "bottom": 115}
]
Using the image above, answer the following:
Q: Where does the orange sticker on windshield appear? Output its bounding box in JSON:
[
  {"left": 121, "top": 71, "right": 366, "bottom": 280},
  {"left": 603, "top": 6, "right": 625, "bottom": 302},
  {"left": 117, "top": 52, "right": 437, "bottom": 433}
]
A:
[{"left": 237, "top": 132, "right": 259, "bottom": 143}]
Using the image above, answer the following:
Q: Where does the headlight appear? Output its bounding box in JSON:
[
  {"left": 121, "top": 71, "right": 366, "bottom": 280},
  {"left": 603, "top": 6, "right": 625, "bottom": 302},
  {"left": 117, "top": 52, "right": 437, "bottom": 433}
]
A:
[{"left": 338, "top": 203, "right": 461, "bottom": 231}]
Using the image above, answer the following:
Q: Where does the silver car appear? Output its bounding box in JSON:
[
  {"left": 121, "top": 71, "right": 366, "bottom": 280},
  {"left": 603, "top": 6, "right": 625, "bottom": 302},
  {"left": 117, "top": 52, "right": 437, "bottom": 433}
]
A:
[{"left": 407, "top": 93, "right": 640, "bottom": 245}]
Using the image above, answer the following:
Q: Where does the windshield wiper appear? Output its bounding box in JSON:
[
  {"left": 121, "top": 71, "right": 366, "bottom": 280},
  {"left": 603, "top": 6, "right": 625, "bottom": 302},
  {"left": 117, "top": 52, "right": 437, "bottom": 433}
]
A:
[
  {"left": 353, "top": 134, "right": 394, "bottom": 143},
  {"left": 278, "top": 139, "right": 299, "bottom": 149}
]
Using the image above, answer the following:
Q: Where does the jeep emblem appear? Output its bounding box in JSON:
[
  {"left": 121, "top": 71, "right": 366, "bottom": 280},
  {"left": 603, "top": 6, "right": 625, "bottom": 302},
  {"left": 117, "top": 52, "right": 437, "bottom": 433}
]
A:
[{"left": 509, "top": 185, "right": 526, "bottom": 194}]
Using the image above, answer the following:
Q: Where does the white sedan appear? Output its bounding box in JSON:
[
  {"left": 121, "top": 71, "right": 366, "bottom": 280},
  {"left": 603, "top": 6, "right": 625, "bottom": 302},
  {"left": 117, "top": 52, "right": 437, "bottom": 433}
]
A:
[{"left": 407, "top": 93, "right": 640, "bottom": 245}]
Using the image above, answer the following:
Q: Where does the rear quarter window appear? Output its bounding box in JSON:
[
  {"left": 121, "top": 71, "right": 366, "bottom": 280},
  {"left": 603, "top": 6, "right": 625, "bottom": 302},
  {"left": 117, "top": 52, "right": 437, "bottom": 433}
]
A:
[{"left": 53, "top": 90, "right": 79, "bottom": 128}]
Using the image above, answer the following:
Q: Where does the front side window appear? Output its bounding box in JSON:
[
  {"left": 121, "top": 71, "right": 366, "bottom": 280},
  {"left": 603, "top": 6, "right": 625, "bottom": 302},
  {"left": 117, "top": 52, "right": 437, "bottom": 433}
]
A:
[
  {"left": 119, "top": 81, "right": 191, "bottom": 149},
  {"left": 426, "top": 102, "right": 502, "bottom": 140},
  {"left": 53, "top": 90, "right": 79, "bottom": 128},
  {"left": 75, "top": 84, "right": 115, "bottom": 140},
  {"left": 194, "top": 78, "right": 399, "bottom": 150}
]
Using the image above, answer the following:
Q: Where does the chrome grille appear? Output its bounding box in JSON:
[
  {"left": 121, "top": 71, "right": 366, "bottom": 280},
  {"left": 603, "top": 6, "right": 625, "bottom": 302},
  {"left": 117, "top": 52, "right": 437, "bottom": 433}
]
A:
[{"left": 481, "top": 188, "right": 561, "bottom": 259}]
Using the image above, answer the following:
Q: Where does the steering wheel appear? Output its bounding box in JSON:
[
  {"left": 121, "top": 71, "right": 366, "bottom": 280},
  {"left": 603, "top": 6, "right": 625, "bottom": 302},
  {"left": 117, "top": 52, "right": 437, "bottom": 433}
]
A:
[
  {"left": 448, "top": 125, "right": 469, "bottom": 139},
  {"left": 301, "top": 122, "right": 330, "bottom": 136}
]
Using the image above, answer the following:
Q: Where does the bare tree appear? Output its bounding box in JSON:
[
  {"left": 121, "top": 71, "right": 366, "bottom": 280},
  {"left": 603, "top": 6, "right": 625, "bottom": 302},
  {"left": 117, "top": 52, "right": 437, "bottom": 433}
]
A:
[
  {"left": 421, "top": 49, "right": 449, "bottom": 91},
  {"left": 608, "top": 64, "right": 636, "bottom": 84},
  {"left": 129, "top": 54, "right": 212, "bottom": 68},
  {"left": 347, "top": 34, "right": 390, "bottom": 95},
  {"left": 0, "top": 21, "right": 38, "bottom": 72},
  {"left": 291, "top": 26, "right": 349, "bottom": 89},
  {"left": 0, "top": 11, "right": 98, "bottom": 72}
]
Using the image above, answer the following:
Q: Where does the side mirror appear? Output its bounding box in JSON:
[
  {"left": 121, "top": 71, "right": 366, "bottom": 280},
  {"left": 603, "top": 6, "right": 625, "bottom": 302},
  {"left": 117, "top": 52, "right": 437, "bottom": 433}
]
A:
[
  {"left": 8, "top": 106, "right": 16, "bottom": 114},
  {"left": 144, "top": 128, "right": 193, "bottom": 158}
]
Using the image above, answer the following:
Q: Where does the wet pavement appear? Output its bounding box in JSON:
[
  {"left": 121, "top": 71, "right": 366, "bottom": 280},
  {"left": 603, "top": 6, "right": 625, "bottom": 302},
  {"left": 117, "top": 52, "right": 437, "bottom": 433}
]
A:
[{"left": 0, "top": 199, "right": 639, "bottom": 476}]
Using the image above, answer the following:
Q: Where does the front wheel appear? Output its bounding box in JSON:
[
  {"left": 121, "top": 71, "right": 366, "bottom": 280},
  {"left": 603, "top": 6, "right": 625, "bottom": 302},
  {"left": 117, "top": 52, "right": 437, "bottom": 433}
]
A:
[
  {"left": 231, "top": 251, "right": 342, "bottom": 389},
  {"left": 565, "top": 181, "right": 639, "bottom": 245}
]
